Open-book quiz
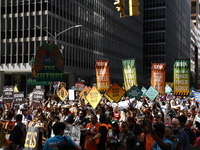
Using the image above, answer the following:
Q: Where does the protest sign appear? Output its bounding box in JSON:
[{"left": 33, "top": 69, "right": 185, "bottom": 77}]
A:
[
  {"left": 72, "top": 81, "right": 85, "bottom": 91},
  {"left": 122, "top": 59, "right": 138, "bottom": 91},
  {"left": 24, "top": 126, "right": 40, "bottom": 150},
  {"left": 3, "top": 86, "right": 14, "bottom": 104},
  {"left": 151, "top": 63, "right": 166, "bottom": 95},
  {"left": 193, "top": 92, "right": 200, "bottom": 102},
  {"left": 14, "top": 92, "right": 25, "bottom": 109},
  {"left": 57, "top": 87, "right": 68, "bottom": 101},
  {"left": 141, "top": 87, "right": 147, "bottom": 97},
  {"left": 165, "top": 85, "right": 172, "bottom": 94},
  {"left": 32, "top": 89, "right": 45, "bottom": 106},
  {"left": 173, "top": 59, "right": 190, "bottom": 95},
  {"left": 127, "top": 85, "right": 142, "bottom": 99},
  {"left": 68, "top": 89, "right": 75, "bottom": 101},
  {"left": 64, "top": 125, "right": 81, "bottom": 145},
  {"left": 106, "top": 83, "right": 125, "bottom": 103},
  {"left": 96, "top": 60, "right": 110, "bottom": 92},
  {"left": 86, "top": 86, "right": 102, "bottom": 110},
  {"left": 145, "top": 86, "right": 159, "bottom": 101}
]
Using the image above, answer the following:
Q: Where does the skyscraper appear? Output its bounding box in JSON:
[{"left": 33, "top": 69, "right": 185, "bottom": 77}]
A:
[
  {"left": 143, "top": 0, "right": 191, "bottom": 84},
  {"left": 0, "top": 0, "right": 143, "bottom": 94}
]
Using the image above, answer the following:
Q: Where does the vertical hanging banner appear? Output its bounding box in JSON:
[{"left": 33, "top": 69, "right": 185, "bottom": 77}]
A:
[
  {"left": 151, "top": 63, "right": 166, "bottom": 95},
  {"left": 95, "top": 60, "right": 110, "bottom": 92},
  {"left": 174, "top": 60, "right": 190, "bottom": 95},
  {"left": 122, "top": 59, "right": 137, "bottom": 91}
]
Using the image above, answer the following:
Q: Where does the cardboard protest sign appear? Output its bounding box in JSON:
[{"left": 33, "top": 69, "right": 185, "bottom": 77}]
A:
[
  {"left": 14, "top": 92, "right": 25, "bottom": 109},
  {"left": 72, "top": 81, "right": 85, "bottom": 91},
  {"left": 3, "top": 86, "right": 14, "bottom": 104},
  {"left": 79, "top": 86, "right": 88, "bottom": 97},
  {"left": 151, "top": 63, "right": 166, "bottom": 95},
  {"left": 14, "top": 85, "right": 19, "bottom": 93},
  {"left": 96, "top": 60, "right": 110, "bottom": 92},
  {"left": 145, "top": 86, "right": 159, "bottom": 101},
  {"left": 57, "top": 87, "right": 68, "bottom": 101},
  {"left": 24, "top": 126, "right": 40, "bottom": 150},
  {"left": 127, "top": 85, "right": 142, "bottom": 99},
  {"left": 106, "top": 83, "right": 125, "bottom": 103},
  {"left": 86, "top": 86, "right": 102, "bottom": 110},
  {"left": 122, "top": 59, "right": 138, "bottom": 91},
  {"left": 64, "top": 125, "right": 81, "bottom": 145},
  {"left": 173, "top": 59, "right": 190, "bottom": 95},
  {"left": 32, "top": 89, "right": 45, "bottom": 106},
  {"left": 68, "top": 89, "right": 75, "bottom": 101},
  {"left": 104, "top": 92, "right": 113, "bottom": 102}
]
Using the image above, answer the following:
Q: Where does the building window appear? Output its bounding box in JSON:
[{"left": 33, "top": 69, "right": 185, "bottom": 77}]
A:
[{"left": 191, "top": 2, "right": 196, "bottom": 7}]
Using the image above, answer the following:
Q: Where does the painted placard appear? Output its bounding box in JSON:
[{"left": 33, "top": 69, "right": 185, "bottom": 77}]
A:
[
  {"left": 57, "top": 87, "right": 68, "bottom": 101},
  {"left": 145, "top": 86, "right": 159, "bottom": 101},
  {"left": 106, "top": 83, "right": 125, "bottom": 103},
  {"left": 127, "top": 85, "right": 142, "bottom": 99},
  {"left": 86, "top": 86, "right": 102, "bottom": 110},
  {"left": 14, "top": 92, "right": 25, "bottom": 109}
]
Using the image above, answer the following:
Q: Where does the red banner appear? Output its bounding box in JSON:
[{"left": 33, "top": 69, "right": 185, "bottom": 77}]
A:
[
  {"left": 151, "top": 63, "right": 166, "bottom": 95},
  {"left": 95, "top": 60, "right": 110, "bottom": 92}
]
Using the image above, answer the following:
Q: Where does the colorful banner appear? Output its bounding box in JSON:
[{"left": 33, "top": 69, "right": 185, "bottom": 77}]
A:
[
  {"left": 95, "top": 60, "right": 110, "bottom": 92},
  {"left": 173, "top": 60, "right": 190, "bottom": 95},
  {"left": 32, "top": 43, "right": 64, "bottom": 82},
  {"left": 151, "top": 63, "right": 166, "bottom": 95},
  {"left": 106, "top": 83, "right": 125, "bottom": 103},
  {"left": 86, "top": 86, "right": 102, "bottom": 110},
  {"left": 122, "top": 59, "right": 137, "bottom": 91}
]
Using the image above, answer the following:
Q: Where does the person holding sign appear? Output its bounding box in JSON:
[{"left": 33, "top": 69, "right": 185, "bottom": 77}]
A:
[{"left": 43, "top": 122, "right": 82, "bottom": 150}]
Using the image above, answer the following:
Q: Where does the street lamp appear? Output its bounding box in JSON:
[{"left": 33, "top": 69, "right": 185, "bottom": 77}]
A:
[{"left": 35, "top": 25, "right": 82, "bottom": 44}]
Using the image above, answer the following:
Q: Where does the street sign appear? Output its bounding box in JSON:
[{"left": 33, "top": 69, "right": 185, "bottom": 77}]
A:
[
  {"left": 86, "top": 86, "right": 102, "bottom": 109},
  {"left": 57, "top": 87, "right": 68, "bottom": 101},
  {"left": 165, "top": 85, "right": 172, "bottom": 94},
  {"left": 141, "top": 86, "right": 147, "bottom": 97},
  {"left": 127, "top": 85, "right": 142, "bottom": 99},
  {"left": 145, "top": 86, "right": 159, "bottom": 101},
  {"left": 106, "top": 83, "right": 125, "bottom": 103}
]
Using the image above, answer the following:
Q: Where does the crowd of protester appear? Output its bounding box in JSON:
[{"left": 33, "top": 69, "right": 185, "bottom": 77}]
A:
[{"left": 1, "top": 94, "right": 200, "bottom": 150}]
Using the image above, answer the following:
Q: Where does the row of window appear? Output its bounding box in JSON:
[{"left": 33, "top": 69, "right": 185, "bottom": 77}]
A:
[{"left": 144, "top": 8, "right": 165, "bottom": 20}]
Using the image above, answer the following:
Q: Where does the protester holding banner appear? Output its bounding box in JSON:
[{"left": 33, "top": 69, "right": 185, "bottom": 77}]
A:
[{"left": 43, "top": 122, "right": 81, "bottom": 150}]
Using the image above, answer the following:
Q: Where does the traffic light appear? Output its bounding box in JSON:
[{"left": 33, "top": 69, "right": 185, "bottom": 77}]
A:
[
  {"left": 114, "top": 0, "right": 125, "bottom": 13},
  {"left": 129, "top": 0, "right": 139, "bottom": 16}
]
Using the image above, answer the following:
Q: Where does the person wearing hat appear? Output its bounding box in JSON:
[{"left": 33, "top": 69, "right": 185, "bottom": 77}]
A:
[{"left": 19, "top": 103, "right": 31, "bottom": 127}]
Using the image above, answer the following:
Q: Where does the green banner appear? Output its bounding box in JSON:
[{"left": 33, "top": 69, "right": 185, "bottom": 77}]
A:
[
  {"left": 122, "top": 59, "right": 137, "bottom": 91},
  {"left": 173, "top": 60, "right": 190, "bottom": 95},
  {"left": 27, "top": 79, "right": 52, "bottom": 86}
]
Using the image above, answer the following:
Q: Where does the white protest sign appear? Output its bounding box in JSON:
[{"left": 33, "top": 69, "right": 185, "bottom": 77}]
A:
[
  {"left": 68, "top": 89, "right": 75, "bottom": 101},
  {"left": 64, "top": 125, "right": 80, "bottom": 145}
]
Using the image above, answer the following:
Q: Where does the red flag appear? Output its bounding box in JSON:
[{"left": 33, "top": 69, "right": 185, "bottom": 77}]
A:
[
  {"left": 33, "top": 101, "right": 38, "bottom": 108},
  {"left": 4, "top": 101, "right": 8, "bottom": 109}
]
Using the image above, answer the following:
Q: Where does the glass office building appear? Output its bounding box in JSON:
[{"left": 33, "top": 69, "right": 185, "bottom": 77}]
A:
[
  {"left": 0, "top": 0, "right": 143, "bottom": 94},
  {"left": 143, "top": 0, "right": 191, "bottom": 84}
]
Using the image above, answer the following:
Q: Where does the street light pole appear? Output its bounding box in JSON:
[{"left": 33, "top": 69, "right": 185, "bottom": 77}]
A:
[{"left": 35, "top": 24, "right": 82, "bottom": 44}]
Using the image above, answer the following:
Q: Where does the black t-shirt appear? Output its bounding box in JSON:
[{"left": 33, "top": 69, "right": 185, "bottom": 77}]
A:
[
  {"left": 64, "top": 114, "right": 74, "bottom": 124},
  {"left": 97, "top": 126, "right": 108, "bottom": 150}
]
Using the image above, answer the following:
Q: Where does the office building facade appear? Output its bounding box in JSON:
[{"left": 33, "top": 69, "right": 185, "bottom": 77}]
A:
[
  {"left": 0, "top": 0, "right": 143, "bottom": 95},
  {"left": 143, "top": 0, "right": 191, "bottom": 85}
]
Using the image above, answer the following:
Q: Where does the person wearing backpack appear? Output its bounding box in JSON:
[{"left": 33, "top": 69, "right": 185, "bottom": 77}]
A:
[
  {"left": 43, "top": 122, "right": 82, "bottom": 150},
  {"left": 9, "top": 114, "right": 26, "bottom": 150}
]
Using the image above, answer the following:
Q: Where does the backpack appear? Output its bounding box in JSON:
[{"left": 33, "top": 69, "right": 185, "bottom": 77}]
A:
[{"left": 57, "top": 136, "right": 75, "bottom": 150}]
